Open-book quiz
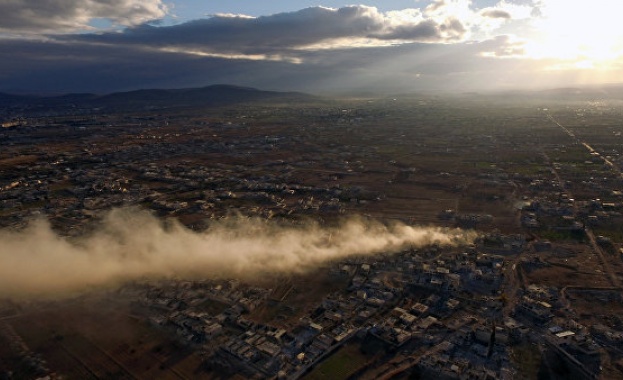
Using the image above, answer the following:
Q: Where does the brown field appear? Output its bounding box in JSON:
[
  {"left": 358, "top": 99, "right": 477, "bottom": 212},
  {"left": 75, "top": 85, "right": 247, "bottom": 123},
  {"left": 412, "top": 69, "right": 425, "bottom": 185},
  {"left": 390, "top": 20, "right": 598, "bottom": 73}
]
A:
[
  {"left": 0, "top": 154, "right": 38, "bottom": 168},
  {"left": 567, "top": 289, "right": 623, "bottom": 320},
  {"left": 249, "top": 269, "right": 351, "bottom": 327},
  {"left": 3, "top": 297, "right": 211, "bottom": 379},
  {"left": 525, "top": 265, "right": 611, "bottom": 288}
]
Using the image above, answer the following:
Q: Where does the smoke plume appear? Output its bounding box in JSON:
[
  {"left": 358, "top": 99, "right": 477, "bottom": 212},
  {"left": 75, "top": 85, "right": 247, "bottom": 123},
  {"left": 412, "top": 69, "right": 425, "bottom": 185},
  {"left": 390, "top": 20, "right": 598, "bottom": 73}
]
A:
[{"left": 0, "top": 208, "right": 476, "bottom": 297}]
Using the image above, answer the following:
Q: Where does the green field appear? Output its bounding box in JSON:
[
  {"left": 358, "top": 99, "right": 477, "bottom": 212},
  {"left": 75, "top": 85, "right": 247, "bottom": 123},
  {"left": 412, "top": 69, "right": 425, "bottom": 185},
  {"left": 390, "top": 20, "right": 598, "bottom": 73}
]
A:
[{"left": 304, "top": 343, "right": 371, "bottom": 380}]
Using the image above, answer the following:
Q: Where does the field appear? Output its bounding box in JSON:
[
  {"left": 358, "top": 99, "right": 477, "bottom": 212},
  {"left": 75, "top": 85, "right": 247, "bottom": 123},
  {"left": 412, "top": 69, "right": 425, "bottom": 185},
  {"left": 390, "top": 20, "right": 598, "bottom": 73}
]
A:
[
  {"left": 250, "top": 271, "right": 351, "bottom": 327},
  {"left": 304, "top": 342, "right": 372, "bottom": 380},
  {"left": 1, "top": 297, "right": 210, "bottom": 379},
  {"left": 511, "top": 344, "right": 545, "bottom": 380}
]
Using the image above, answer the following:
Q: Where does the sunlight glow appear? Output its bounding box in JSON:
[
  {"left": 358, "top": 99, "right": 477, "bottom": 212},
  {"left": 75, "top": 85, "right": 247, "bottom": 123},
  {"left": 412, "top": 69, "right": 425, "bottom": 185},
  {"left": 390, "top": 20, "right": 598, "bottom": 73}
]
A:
[
  {"left": 525, "top": 0, "right": 623, "bottom": 68},
  {"left": 158, "top": 47, "right": 302, "bottom": 64}
]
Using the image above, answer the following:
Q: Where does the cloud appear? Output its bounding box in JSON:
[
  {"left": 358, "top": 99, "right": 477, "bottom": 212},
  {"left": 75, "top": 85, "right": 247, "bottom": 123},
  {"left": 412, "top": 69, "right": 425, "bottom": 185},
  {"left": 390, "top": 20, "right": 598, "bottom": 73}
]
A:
[
  {"left": 0, "top": 0, "right": 168, "bottom": 34},
  {"left": 424, "top": 0, "right": 474, "bottom": 23},
  {"left": 0, "top": 208, "right": 475, "bottom": 298},
  {"left": 0, "top": 3, "right": 611, "bottom": 94},
  {"left": 481, "top": 9, "right": 512, "bottom": 19},
  {"left": 0, "top": 35, "right": 557, "bottom": 94},
  {"left": 66, "top": 5, "right": 472, "bottom": 58},
  {"left": 378, "top": 17, "right": 467, "bottom": 42},
  {"left": 425, "top": 0, "right": 449, "bottom": 13},
  {"left": 495, "top": 0, "right": 537, "bottom": 19},
  {"left": 418, "top": 0, "right": 519, "bottom": 39}
]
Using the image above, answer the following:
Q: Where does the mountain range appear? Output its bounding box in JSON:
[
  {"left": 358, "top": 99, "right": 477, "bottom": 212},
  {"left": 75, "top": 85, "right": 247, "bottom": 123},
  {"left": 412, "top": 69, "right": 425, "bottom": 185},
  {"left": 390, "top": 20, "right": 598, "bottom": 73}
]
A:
[{"left": 0, "top": 84, "right": 314, "bottom": 112}]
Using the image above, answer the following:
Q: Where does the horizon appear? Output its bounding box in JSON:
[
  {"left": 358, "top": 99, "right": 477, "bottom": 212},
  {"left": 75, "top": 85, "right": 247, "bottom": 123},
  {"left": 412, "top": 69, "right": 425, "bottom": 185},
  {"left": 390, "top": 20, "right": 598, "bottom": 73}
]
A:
[
  {"left": 5, "top": 81, "right": 623, "bottom": 99},
  {"left": 2, "top": 1, "right": 623, "bottom": 94}
]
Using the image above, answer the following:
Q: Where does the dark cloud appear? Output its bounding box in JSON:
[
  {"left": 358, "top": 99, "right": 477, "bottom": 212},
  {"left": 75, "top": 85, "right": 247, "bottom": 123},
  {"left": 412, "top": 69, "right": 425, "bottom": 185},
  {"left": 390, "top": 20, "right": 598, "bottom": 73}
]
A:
[
  {"left": 72, "top": 7, "right": 381, "bottom": 53},
  {"left": 0, "top": 0, "right": 167, "bottom": 33},
  {"left": 68, "top": 5, "right": 468, "bottom": 56},
  {"left": 377, "top": 17, "right": 466, "bottom": 42},
  {"left": 378, "top": 20, "right": 442, "bottom": 41},
  {"left": 0, "top": 4, "right": 569, "bottom": 95},
  {"left": 0, "top": 34, "right": 535, "bottom": 94}
]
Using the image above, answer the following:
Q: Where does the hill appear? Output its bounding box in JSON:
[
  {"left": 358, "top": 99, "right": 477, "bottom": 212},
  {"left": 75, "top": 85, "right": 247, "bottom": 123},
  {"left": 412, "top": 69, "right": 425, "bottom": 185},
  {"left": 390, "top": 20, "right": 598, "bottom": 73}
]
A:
[{"left": 0, "top": 85, "right": 314, "bottom": 112}]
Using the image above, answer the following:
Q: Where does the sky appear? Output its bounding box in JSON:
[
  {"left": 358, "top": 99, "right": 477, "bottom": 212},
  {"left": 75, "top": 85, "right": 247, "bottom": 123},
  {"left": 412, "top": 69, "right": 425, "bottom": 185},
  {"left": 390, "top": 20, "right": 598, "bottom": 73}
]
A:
[{"left": 1, "top": 0, "right": 623, "bottom": 94}]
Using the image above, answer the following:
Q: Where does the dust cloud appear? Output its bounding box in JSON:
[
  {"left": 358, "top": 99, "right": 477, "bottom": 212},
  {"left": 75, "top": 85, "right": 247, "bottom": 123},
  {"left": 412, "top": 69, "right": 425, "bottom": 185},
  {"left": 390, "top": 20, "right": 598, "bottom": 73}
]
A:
[{"left": 0, "top": 208, "right": 477, "bottom": 297}]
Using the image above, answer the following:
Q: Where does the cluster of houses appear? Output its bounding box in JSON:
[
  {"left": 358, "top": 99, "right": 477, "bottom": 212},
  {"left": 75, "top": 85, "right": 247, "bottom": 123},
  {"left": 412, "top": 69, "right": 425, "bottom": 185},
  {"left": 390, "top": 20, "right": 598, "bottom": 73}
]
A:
[
  {"left": 0, "top": 118, "right": 395, "bottom": 233},
  {"left": 122, "top": 239, "right": 541, "bottom": 379},
  {"left": 3, "top": 105, "right": 623, "bottom": 378}
]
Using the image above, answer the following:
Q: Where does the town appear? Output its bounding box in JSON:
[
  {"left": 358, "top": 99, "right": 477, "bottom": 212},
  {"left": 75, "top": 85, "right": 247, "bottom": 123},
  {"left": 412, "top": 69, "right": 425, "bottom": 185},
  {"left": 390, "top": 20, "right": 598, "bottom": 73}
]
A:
[{"left": 1, "top": 92, "right": 623, "bottom": 379}]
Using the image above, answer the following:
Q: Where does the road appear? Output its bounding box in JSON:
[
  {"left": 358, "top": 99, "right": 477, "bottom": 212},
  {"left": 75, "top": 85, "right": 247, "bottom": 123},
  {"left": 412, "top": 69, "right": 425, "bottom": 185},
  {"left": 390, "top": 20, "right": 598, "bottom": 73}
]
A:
[
  {"left": 546, "top": 112, "right": 623, "bottom": 292},
  {"left": 547, "top": 113, "right": 622, "bottom": 176},
  {"left": 503, "top": 254, "right": 526, "bottom": 318}
]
